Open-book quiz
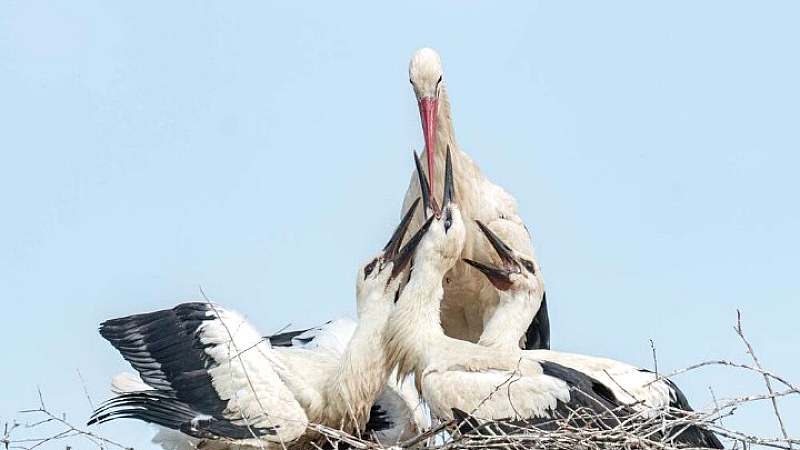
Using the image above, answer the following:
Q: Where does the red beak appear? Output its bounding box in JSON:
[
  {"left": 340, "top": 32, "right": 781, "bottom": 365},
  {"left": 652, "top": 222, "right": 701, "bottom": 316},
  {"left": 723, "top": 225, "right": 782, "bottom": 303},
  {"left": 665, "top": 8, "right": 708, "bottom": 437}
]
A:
[{"left": 418, "top": 97, "right": 439, "bottom": 195}]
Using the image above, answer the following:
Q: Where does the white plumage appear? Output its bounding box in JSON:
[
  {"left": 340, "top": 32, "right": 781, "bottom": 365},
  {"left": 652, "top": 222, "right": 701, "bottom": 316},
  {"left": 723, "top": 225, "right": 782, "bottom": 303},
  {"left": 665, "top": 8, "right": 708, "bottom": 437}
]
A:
[
  {"left": 267, "top": 317, "right": 428, "bottom": 444},
  {"left": 402, "top": 47, "right": 549, "bottom": 350},
  {"left": 88, "top": 48, "right": 724, "bottom": 450},
  {"left": 385, "top": 176, "right": 722, "bottom": 448},
  {"left": 462, "top": 220, "right": 692, "bottom": 416},
  {"left": 90, "top": 202, "right": 425, "bottom": 449}
]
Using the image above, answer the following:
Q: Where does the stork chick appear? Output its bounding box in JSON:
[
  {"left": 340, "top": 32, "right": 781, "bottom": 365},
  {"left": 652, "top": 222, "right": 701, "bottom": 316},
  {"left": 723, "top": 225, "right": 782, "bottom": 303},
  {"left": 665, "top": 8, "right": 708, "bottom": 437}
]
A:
[
  {"left": 90, "top": 200, "right": 429, "bottom": 450},
  {"left": 386, "top": 161, "right": 722, "bottom": 448}
]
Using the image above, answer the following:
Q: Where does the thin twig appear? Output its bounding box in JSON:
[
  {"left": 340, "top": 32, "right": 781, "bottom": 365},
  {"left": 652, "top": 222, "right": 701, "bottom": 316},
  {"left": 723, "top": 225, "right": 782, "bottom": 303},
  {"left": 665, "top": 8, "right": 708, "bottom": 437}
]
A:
[
  {"left": 650, "top": 339, "right": 658, "bottom": 377},
  {"left": 736, "top": 310, "right": 791, "bottom": 447},
  {"left": 9, "top": 406, "right": 133, "bottom": 450}
]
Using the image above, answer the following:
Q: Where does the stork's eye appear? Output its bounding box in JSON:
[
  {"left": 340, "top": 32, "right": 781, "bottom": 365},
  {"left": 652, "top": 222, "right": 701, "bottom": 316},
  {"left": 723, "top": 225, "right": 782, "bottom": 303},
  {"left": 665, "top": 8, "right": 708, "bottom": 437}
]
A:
[
  {"left": 520, "top": 259, "right": 536, "bottom": 274},
  {"left": 443, "top": 212, "right": 453, "bottom": 232},
  {"left": 409, "top": 78, "right": 414, "bottom": 85},
  {"left": 363, "top": 259, "right": 378, "bottom": 279}
]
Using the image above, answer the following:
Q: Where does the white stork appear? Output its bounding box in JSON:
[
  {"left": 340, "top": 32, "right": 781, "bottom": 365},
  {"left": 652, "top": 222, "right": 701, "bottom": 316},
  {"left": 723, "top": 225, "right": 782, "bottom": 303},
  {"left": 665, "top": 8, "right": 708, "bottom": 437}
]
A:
[
  {"left": 385, "top": 160, "right": 723, "bottom": 448},
  {"left": 89, "top": 200, "right": 429, "bottom": 449},
  {"left": 265, "top": 319, "right": 428, "bottom": 444},
  {"left": 465, "top": 220, "right": 547, "bottom": 350},
  {"left": 402, "top": 47, "right": 550, "bottom": 350}
]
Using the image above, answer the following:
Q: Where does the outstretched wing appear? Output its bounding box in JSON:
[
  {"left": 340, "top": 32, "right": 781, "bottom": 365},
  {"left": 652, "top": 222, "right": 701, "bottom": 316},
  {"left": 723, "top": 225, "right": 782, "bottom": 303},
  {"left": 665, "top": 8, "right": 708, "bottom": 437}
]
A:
[{"left": 89, "top": 302, "right": 309, "bottom": 444}]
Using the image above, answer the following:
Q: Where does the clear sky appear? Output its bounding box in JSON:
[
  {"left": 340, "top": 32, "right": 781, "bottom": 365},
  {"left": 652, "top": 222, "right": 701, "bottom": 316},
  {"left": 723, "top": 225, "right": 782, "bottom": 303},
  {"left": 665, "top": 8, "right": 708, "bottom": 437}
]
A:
[{"left": 1, "top": 1, "right": 798, "bottom": 448}]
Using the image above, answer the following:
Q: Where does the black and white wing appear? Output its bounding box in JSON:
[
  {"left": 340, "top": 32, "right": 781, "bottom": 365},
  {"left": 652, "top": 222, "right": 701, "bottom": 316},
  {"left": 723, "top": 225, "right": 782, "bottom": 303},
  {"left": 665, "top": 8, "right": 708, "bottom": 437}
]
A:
[
  {"left": 88, "top": 302, "right": 309, "bottom": 444},
  {"left": 636, "top": 369, "right": 724, "bottom": 449},
  {"left": 423, "top": 358, "right": 624, "bottom": 425},
  {"left": 435, "top": 358, "right": 721, "bottom": 448},
  {"left": 529, "top": 351, "right": 723, "bottom": 448}
]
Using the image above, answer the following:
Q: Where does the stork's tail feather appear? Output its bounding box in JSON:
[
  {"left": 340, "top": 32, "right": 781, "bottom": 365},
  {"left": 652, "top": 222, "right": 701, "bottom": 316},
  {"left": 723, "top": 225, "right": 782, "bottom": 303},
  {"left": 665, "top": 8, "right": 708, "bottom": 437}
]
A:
[{"left": 87, "top": 391, "right": 276, "bottom": 440}]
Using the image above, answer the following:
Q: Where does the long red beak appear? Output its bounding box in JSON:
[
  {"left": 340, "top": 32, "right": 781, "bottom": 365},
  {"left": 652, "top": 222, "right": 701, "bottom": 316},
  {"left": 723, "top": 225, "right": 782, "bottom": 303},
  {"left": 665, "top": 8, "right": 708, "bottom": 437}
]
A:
[{"left": 418, "top": 97, "right": 439, "bottom": 195}]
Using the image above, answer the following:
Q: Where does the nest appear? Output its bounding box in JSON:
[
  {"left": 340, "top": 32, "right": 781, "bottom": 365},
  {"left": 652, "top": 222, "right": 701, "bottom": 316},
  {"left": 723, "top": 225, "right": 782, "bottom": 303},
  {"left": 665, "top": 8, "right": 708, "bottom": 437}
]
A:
[{"left": 5, "top": 312, "right": 798, "bottom": 450}]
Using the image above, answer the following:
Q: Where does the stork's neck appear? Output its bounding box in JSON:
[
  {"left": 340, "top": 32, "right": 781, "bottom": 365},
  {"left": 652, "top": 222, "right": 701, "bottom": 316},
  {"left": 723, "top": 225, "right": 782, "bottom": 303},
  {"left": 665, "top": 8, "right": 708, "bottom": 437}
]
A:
[
  {"left": 324, "top": 300, "right": 391, "bottom": 430},
  {"left": 430, "top": 85, "right": 485, "bottom": 218},
  {"left": 436, "top": 85, "right": 458, "bottom": 153},
  {"left": 478, "top": 288, "right": 538, "bottom": 350},
  {"left": 385, "top": 259, "right": 449, "bottom": 381}
]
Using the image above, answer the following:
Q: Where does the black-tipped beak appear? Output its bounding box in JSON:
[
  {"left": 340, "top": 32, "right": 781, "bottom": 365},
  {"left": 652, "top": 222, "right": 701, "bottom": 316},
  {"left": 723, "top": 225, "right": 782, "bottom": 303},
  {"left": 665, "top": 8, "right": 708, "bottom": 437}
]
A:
[
  {"left": 475, "top": 220, "right": 517, "bottom": 271},
  {"left": 464, "top": 258, "right": 513, "bottom": 291},
  {"left": 391, "top": 216, "right": 433, "bottom": 278},
  {"left": 413, "top": 151, "right": 433, "bottom": 220},
  {"left": 442, "top": 146, "right": 455, "bottom": 207},
  {"left": 384, "top": 198, "right": 419, "bottom": 261}
]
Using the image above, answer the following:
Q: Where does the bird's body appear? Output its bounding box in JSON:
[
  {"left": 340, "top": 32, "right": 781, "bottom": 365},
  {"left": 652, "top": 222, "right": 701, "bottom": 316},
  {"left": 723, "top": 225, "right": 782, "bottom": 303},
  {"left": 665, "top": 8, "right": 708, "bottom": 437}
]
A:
[
  {"left": 267, "top": 318, "right": 428, "bottom": 444},
  {"left": 90, "top": 202, "right": 426, "bottom": 449},
  {"left": 396, "top": 289, "right": 721, "bottom": 447},
  {"left": 386, "top": 177, "right": 722, "bottom": 448},
  {"left": 93, "top": 303, "right": 386, "bottom": 450},
  {"left": 403, "top": 48, "right": 548, "bottom": 349}
]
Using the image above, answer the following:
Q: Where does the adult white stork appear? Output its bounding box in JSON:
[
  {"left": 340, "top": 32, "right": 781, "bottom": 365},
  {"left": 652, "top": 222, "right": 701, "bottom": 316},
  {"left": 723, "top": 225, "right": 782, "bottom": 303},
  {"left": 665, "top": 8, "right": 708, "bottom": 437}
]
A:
[
  {"left": 385, "top": 161, "right": 723, "bottom": 448},
  {"left": 89, "top": 200, "right": 429, "bottom": 449},
  {"left": 402, "top": 47, "right": 550, "bottom": 350}
]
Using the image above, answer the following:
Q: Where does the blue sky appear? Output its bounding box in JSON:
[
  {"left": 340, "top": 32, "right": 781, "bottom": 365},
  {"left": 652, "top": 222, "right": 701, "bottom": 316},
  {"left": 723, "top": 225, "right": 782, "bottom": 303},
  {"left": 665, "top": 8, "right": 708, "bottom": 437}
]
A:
[{"left": 1, "top": 1, "right": 798, "bottom": 448}]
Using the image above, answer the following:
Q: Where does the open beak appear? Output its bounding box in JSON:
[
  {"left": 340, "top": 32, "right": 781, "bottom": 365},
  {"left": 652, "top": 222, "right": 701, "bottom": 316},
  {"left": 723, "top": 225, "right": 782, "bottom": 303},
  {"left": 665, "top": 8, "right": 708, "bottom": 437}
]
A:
[
  {"left": 418, "top": 97, "right": 439, "bottom": 195},
  {"left": 391, "top": 216, "right": 433, "bottom": 278},
  {"left": 413, "top": 151, "right": 433, "bottom": 219},
  {"left": 442, "top": 146, "right": 454, "bottom": 207},
  {"left": 464, "top": 221, "right": 519, "bottom": 291},
  {"left": 463, "top": 258, "right": 513, "bottom": 291},
  {"left": 383, "top": 198, "right": 419, "bottom": 261},
  {"left": 475, "top": 220, "right": 517, "bottom": 270}
]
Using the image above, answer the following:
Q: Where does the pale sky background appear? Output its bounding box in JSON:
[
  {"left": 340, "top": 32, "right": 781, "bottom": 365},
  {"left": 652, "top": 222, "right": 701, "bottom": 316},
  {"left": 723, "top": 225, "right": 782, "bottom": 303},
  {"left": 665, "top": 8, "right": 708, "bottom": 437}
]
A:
[{"left": 2, "top": 1, "right": 799, "bottom": 448}]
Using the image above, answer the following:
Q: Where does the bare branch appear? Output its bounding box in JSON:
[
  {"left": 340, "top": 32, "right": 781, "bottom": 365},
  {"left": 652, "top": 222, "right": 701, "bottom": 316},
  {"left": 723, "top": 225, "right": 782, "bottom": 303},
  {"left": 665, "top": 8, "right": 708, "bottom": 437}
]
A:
[
  {"left": 735, "top": 310, "right": 792, "bottom": 447},
  {"left": 6, "top": 405, "right": 134, "bottom": 450}
]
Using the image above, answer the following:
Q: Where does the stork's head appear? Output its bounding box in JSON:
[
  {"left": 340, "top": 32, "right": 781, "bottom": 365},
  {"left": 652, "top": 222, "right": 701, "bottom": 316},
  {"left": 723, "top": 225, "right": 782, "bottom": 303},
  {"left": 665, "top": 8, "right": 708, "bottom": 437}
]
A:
[
  {"left": 412, "top": 147, "right": 466, "bottom": 273},
  {"left": 355, "top": 199, "right": 423, "bottom": 315},
  {"left": 464, "top": 222, "right": 544, "bottom": 299},
  {"left": 409, "top": 47, "right": 444, "bottom": 194}
]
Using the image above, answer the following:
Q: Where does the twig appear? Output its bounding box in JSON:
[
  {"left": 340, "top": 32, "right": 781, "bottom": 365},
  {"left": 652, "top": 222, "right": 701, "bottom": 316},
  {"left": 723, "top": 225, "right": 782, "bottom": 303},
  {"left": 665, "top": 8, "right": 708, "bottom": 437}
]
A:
[
  {"left": 736, "top": 310, "right": 791, "bottom": 447},
  {"left": 660, "top": 360, "right": 800, "bottom": 394},
  {"left": 8, "top": 404, "right": 133, "bottom": 450},
  {"left": 650, "top": 339, "right": 658, "bottom": 377}
]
